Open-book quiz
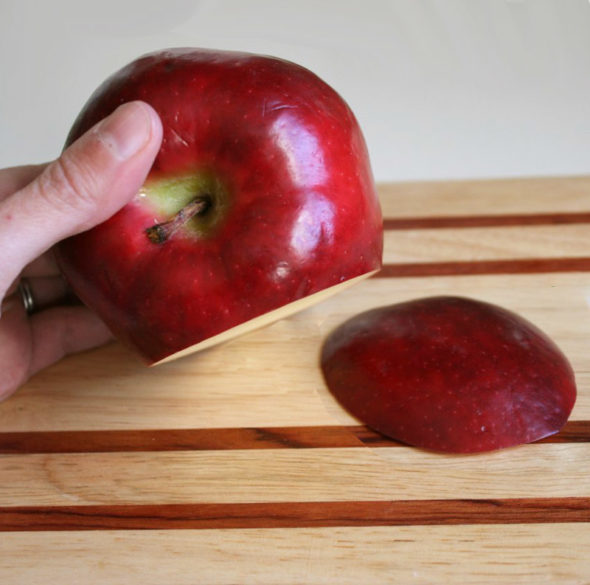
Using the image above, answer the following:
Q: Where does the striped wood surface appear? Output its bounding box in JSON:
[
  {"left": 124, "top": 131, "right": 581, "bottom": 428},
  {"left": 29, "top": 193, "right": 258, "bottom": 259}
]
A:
[{"left": 1, "top": 176, "right": 590, "bottom": 583}]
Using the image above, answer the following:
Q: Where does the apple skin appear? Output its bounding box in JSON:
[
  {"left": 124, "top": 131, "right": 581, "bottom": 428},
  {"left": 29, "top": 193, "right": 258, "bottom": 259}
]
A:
[
  {"left": 321, "top": 296, "right": 576, "bottom": 453},
  {"left": 55, "top": 48, "right": 383, "bottom": 364}
]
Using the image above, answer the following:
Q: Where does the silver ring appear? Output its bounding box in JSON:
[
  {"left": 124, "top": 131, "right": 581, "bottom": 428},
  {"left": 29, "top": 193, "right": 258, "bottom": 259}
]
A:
[{"left": 18, "top": 278, "right": 35, "bottom": 315}]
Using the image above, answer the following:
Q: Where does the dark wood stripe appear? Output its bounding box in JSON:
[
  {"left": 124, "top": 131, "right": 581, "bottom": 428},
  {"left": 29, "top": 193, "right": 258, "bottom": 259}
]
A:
[
  {"left": 537, "top": 421, "right": 590, "bottom": 444},
  {"left": 376, "top": 257, "right": 590, "bottom": 278},
  {"left": 2, "top": 497, "right": 590, "bottom": 531},
  {"left": 358, "top": 420, "right": 590, "bottom": 447},
  {"left": 0, "top": 425, "right": 366, "bottom": 454},
  {"left": 383, "top": 212, "right": 590, "bottom": 230},
  {"left": 0, "top": 421, "right": 587, "bottom": 454}
]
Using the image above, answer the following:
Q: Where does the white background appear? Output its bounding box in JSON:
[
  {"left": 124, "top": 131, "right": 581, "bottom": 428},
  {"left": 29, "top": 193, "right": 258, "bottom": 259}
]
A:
[{"left": 1, "top": 0, "right": 589, "bottom": 182}]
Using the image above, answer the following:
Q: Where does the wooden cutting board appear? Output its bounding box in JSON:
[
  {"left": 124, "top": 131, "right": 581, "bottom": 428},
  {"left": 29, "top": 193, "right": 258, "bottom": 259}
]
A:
[{"left": 1, "top": 175, "right": 590, "bottom": 583}]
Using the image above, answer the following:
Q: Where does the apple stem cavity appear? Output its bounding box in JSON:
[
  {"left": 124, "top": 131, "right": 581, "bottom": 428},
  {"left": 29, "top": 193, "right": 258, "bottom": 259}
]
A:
[{"left": 145, "top": 196, "right": 211, "bottom": 244}]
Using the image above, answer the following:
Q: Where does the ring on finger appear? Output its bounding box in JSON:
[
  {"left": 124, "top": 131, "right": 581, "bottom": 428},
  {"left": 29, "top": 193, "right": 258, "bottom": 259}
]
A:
[{"left": 18, "top": 278, "right": 35, "bottom": 315}]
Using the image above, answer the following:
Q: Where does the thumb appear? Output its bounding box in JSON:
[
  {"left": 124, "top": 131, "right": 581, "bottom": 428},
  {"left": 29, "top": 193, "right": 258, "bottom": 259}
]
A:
[{"left": 0, "top": 101, "right": 162, "bottom": 292}]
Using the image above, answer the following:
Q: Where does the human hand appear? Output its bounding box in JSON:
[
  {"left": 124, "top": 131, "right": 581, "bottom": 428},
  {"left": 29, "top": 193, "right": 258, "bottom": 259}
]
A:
[{"left": 0, "top": 101, "right": 163, "bottom": 400}]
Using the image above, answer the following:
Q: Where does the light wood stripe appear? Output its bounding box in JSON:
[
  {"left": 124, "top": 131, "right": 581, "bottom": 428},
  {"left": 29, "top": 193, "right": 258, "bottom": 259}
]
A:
[
  {"left": 377, "top": 175, "right": 590, "bottom": 218},
  {"left": 2, "top": 524, "right": 589, "bottom": 584},
  {"left": 1, "top": 421, "right": 588, "bottom": 454},
  {"left": 2, "top": 497, "right": 590, "bottom": 531},
  {"left": 2, "top": 444, "right": 590, "bottom": 506},
  {"left": 382, "top": 224, "right": 590, "bottom": 264}
]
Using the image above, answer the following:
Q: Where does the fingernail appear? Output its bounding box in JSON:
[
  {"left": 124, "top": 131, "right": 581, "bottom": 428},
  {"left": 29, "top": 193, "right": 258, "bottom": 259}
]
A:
[{"left": 97, "top": 101, "right": 156, "bottom": 160}]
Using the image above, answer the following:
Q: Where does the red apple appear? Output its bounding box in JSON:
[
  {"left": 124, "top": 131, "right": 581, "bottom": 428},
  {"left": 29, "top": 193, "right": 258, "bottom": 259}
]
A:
[
  {"left": 321, "top": 296, "right": 576, "bottom": 453},
  {"left": 56, "top": 48, "right": 383, "bottom": 364}
]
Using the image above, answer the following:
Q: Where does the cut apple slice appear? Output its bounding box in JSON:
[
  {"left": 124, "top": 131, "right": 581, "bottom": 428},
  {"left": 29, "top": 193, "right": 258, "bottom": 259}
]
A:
[{"left": 320, "top": 296, "right": 577, "bottom": 453}]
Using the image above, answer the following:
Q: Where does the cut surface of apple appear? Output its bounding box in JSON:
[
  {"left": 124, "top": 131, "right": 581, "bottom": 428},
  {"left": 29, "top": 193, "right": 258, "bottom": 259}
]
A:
[
  {"left": 320, "top": 296, "right": 577, "bottom": 453},
  {"left": 56, "top": 48, "right": 383, "bottom": 364},
  {"left": 155, "top": 270, "right": 377, "bottom": 365}
]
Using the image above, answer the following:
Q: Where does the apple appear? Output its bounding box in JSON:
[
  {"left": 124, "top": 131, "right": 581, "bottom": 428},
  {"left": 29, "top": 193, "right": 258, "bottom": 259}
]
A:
[
  {"left": 321, "top": 296, "right": 576, "bottom": 453},
  {"left": 55, "top": 48, "right": 383, "bottom": 364}
]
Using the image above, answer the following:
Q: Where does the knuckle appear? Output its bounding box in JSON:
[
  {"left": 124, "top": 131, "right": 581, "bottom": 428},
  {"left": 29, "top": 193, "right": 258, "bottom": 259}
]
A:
[{"left": 36, "top": 153, "right": 101, "bottom": 218}]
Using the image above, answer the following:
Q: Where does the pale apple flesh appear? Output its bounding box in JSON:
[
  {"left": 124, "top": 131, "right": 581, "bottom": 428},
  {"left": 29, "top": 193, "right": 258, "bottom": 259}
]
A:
[
  {"left": 321, "top": 296, "right": 576, "bottom": 453},
  {"left": 56, "top": 49, "right": 383, "bottom": 364},
  {"left": 155, "top": 270, "right": 377, "bottom": 365}
]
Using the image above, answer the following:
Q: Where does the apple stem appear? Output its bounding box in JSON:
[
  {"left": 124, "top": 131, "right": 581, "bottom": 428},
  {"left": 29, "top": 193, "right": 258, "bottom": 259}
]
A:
[{"left": 145, "top": 196, "right": 211, "bottom": 244}]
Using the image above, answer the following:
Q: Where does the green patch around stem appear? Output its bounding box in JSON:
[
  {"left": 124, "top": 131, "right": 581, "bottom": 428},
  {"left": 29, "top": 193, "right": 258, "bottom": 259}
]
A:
[{"left": 140, "top": 171, "right": 231, "bottom": 240}]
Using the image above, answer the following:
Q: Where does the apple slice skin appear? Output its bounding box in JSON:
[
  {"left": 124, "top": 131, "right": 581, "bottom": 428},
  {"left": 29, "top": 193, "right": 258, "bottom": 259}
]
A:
[
  {"left": 55, "top": 48, "right": 382, "bottom": 364},
  {"left": 321, "top": 296, "right": 576, "bottom": 453}
]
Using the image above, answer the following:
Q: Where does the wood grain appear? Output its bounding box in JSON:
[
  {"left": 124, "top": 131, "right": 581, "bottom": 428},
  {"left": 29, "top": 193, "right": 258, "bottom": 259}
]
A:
[
  {"left": 0, "top": 425, "right": 366, "bottom": 454},
  {"left": 1, "top": 421, "right": 589, "bottom": 454},
  {"left": 382, "top": 224, "right": 590, "bottom": 263},
  {"left": 1, "top": 271, "right": 589, "bottom": 432},
  {"left": 377, "top": 175, "right": 590, "bottom": 217},
  {"left": 378, "top": 257, "right": 590, "bottom": 277},
  {"left": 383, "top": 211, "right": 590, "bottom": 229},
  {"left": 2, "top": 525, "right": 589, "bottom": 584},
  {"left": 2, "top": 497, "right": 590, "bottom": 531},
  {"left": 2, "top": 444, "right": 590, "bottom": 507},
  {"left": 1, "top": 176, "right": 589, "bottom": 583}
]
